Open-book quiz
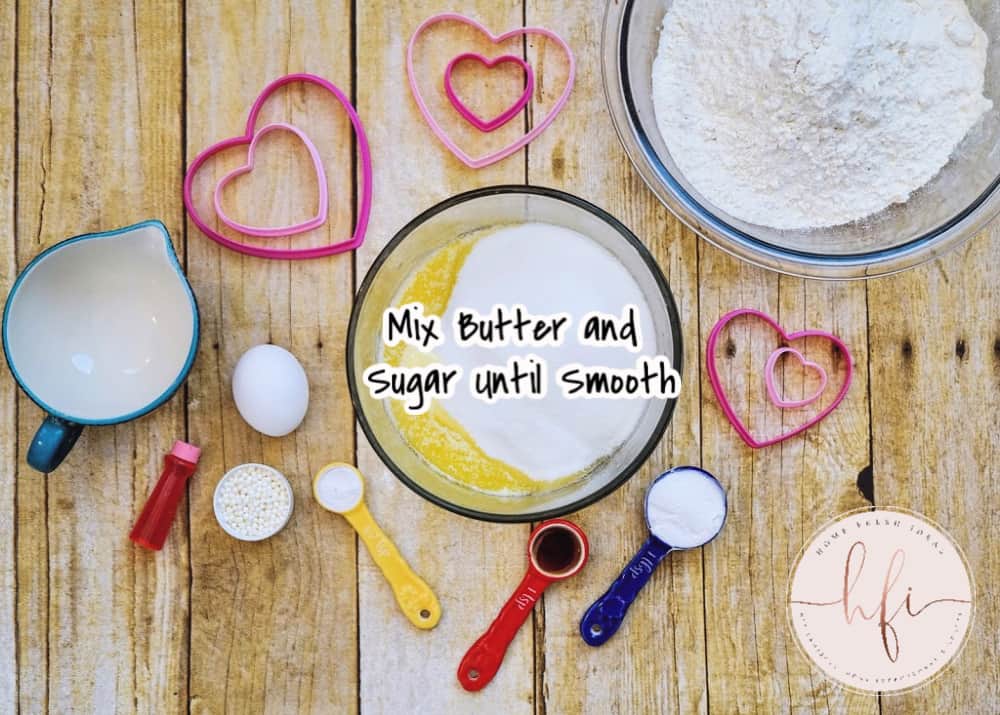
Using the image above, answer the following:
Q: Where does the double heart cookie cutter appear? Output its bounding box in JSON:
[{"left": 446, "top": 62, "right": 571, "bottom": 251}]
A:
[
  {"left": 184, "top": 73, "right": 372, "bottom": 260},
  {"left": 212, "top": 122, "right": 329, "bottom": 238},
  {"left": 407, "top": 13, "right": 575, "bottom": 169},
  {"left": 764, "top": 346, "right": 828, "bottom": 409},
  {"left": 706, "top": 309, "right": 854, "bottom": 448},
  {"left": 444, "top": 53, "right": 534, "bottom": 133}
]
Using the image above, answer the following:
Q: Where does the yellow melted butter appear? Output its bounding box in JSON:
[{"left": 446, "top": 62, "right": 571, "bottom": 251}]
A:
[{"left": 384, "top": 233, "right": 581, "bottom": 496}]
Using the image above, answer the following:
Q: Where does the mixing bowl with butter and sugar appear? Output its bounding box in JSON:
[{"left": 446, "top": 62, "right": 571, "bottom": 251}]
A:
[
  {"left": 347, "top": 186, "right": 683, "bottom": 523},
  {"left": 604, "top": 0, "right": 1000, "bottom": 279}
]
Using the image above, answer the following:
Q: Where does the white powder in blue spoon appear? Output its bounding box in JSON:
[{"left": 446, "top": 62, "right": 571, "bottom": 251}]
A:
[{"left": 646, "top": 468, "right": 726, "bottom": 549}]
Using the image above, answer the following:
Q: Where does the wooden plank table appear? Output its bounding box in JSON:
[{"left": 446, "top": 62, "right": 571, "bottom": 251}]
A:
[{"left": 1, "top": 1, "right": 997, "bottom": 712}]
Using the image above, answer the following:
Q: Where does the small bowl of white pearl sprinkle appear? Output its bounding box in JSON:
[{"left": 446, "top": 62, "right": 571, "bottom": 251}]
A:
[{"left": 213, "top": 463, "right": 294, "bottom": 541}]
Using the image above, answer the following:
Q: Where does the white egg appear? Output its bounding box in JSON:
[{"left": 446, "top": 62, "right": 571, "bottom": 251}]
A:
[{"left": 232, "top": 344, "right": 309, "bottom": 437}]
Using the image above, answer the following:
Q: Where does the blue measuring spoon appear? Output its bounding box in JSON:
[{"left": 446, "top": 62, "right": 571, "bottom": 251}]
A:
[{"left": 580, "top": 466, "right": 727, "bottom": 646}]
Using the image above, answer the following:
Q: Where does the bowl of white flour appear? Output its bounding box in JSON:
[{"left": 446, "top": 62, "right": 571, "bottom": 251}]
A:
[{"left": 603, "top": 0, "right": 1000, "bottom": 278}]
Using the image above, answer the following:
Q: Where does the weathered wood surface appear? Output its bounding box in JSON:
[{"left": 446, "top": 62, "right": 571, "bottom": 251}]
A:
[
  {"left": 0, "top": 0, "right": 16, "bottom": 711},
  {"left": 356, "top": 3, "right": 534, "bottom": 713},
  {"left": 184, "top": 1, "right": 359, "bottom": 713},
  {"left": 525, "top": 2, "right": 707, "bottom": 713},
  {"left": 1, "top": 1, "right": 997, "bottom": 713},
  {"left": 14, "top": 2, "right": 187, "bottom": 712},
  {"left": 869, "top": 234, "right": 1000, "bottom": 714}
]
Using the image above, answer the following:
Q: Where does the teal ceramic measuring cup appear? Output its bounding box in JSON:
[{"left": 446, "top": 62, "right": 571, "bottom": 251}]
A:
[{"left": 2, "top": 220, "right": 199, "bottom": 472}]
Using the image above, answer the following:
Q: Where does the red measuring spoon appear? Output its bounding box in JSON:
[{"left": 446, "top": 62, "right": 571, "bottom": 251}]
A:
[{"left": 457, "top": 519, "right": 589, "bottom": 691}]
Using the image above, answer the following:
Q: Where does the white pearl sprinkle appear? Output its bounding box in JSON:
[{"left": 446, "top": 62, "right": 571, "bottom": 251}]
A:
[{"left": 214, "top": 464, "right": 293, "bottom": 540}]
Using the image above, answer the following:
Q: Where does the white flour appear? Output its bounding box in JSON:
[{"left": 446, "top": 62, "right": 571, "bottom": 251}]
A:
[
  {"left": 652, "top": 0, "right": 992, "bottom": 230},
  {"left": 436, "top": 223, "right": 657, "bottom": 481}
]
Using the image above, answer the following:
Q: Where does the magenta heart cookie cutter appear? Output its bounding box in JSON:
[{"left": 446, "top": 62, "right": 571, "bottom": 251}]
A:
[
  {"left": 444, "top": 53, "right": 534, "bottom": 132},
  {"left": 765, "top": 347, "right": 828, "bottom": 409},
  {"left": 407, "top": 13, "right": 575, "bottom": 169},
  {"left": 183, "top": 73, "right": 372, "bottom": 260},
  {"left": 706, "top": 309, "right": 853, "bottom": 449},
  {"left": 213, "top": 122, "right": 329, "bottom": 238}
]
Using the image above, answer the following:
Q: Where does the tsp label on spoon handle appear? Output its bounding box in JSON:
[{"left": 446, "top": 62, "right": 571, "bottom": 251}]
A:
[
  {"left": 344, "top": 504, "right": 441, "bottom": 629},
  {"left": 579, "top": 536, "right": 672, "bottom": 646},
  {"left": 458, "top": 569, "right": 552, "bottom": 691}
]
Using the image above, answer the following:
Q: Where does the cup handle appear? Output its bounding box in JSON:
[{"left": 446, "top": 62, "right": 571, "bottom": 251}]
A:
[{"left": 27, "top": 415, "right": 84, "bottom": 473}]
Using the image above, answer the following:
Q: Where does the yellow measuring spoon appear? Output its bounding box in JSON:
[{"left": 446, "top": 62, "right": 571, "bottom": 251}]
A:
[{"left": 313, "top": 463, "right": 441, "bottom": 629}]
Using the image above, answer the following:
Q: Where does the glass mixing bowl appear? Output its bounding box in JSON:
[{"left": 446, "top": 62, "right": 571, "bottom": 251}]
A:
[
  {"left": 603, "top": 0, "right": 1000, "bottom": 279},
  {"left": 347, "top": 186, "right": 683, "bottom": 522}
]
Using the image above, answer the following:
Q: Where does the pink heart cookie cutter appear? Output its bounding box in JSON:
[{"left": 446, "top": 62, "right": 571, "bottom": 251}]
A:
[
  {"left": 213, "top": 122, "right": 329, "bottom": 238},
  {"left": 407, "top": 13, "right": 575, "bottom": 169},
  {"left": 764, "top": 347, "right": 828, "bottom": 409},
  {"left": 444, "top": 53, "right": 534, "bottom": 132},
  {"left": 706, "top": 309, "right": 853, "bottom": 449},
  {"left": 183, "top": 73, "right": 372, "bottom": 260}
]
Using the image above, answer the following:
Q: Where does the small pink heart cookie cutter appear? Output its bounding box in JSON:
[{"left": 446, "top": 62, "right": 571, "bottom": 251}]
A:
[
  {"left": 764, "top": 347, "right": 828, "bottom": 409},
  {"left": 444, "top": 53, "right": 534, "bottom": 132},
  {"left": 706, "top": 309, "right": 853, "bottom": 449},
  {"left": 183, "top": 73, "right": 372, "bottom": 260},
  {"left": 407, "top": 13, "right": 575, "bottom": 169},
  {"left": 213, "top": 122, "right": 329, "bottom": 238}
]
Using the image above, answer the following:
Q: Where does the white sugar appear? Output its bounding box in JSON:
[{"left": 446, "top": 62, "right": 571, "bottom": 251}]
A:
[
  {"left": 435, "top": 223, "right": 658, "bottom": 481},
  {"left": 646, "top": 468, "right": 726, "bottom": 548}
]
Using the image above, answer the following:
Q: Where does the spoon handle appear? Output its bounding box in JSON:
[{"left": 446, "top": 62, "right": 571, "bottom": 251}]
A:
[
  {"left": 458, "top": 568, "right": 552, "bottom": 691},
  {"left": 345, "top": 503, "right": 441, "bottom": 629},
  {"left": 579, "top": 535, "right": 672, "bottom": 646}
]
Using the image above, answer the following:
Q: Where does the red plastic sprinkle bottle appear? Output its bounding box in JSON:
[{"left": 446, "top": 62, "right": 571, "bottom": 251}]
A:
[{"left": 129, "top": 441, "right": 201, "bottom": 550}]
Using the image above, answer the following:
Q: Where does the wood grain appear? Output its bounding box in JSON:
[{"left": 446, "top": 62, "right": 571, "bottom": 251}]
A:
[
  {"left": 524, "top": 2, "right": 707, "bottom": 713},
  {"left": 869, "top": 230, "right": 1000, "bottom": 714},
  {"left": 184, "top": 2, "right": 358, "bottom": 713},
  {"left": 698, "top": 258, "right": 876, "bottom": 714},
  {"left": 354, "top": 3, "right": 537, "bottom": 714},
  {"left": 0, "top": 1, "right": 998, "bottom": 713},
  {"left": 14, "top": 2, "right": 187, "bottom": 712},
  {"left": 0, "top": 0, "right": 17, "bottom": 709}
]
